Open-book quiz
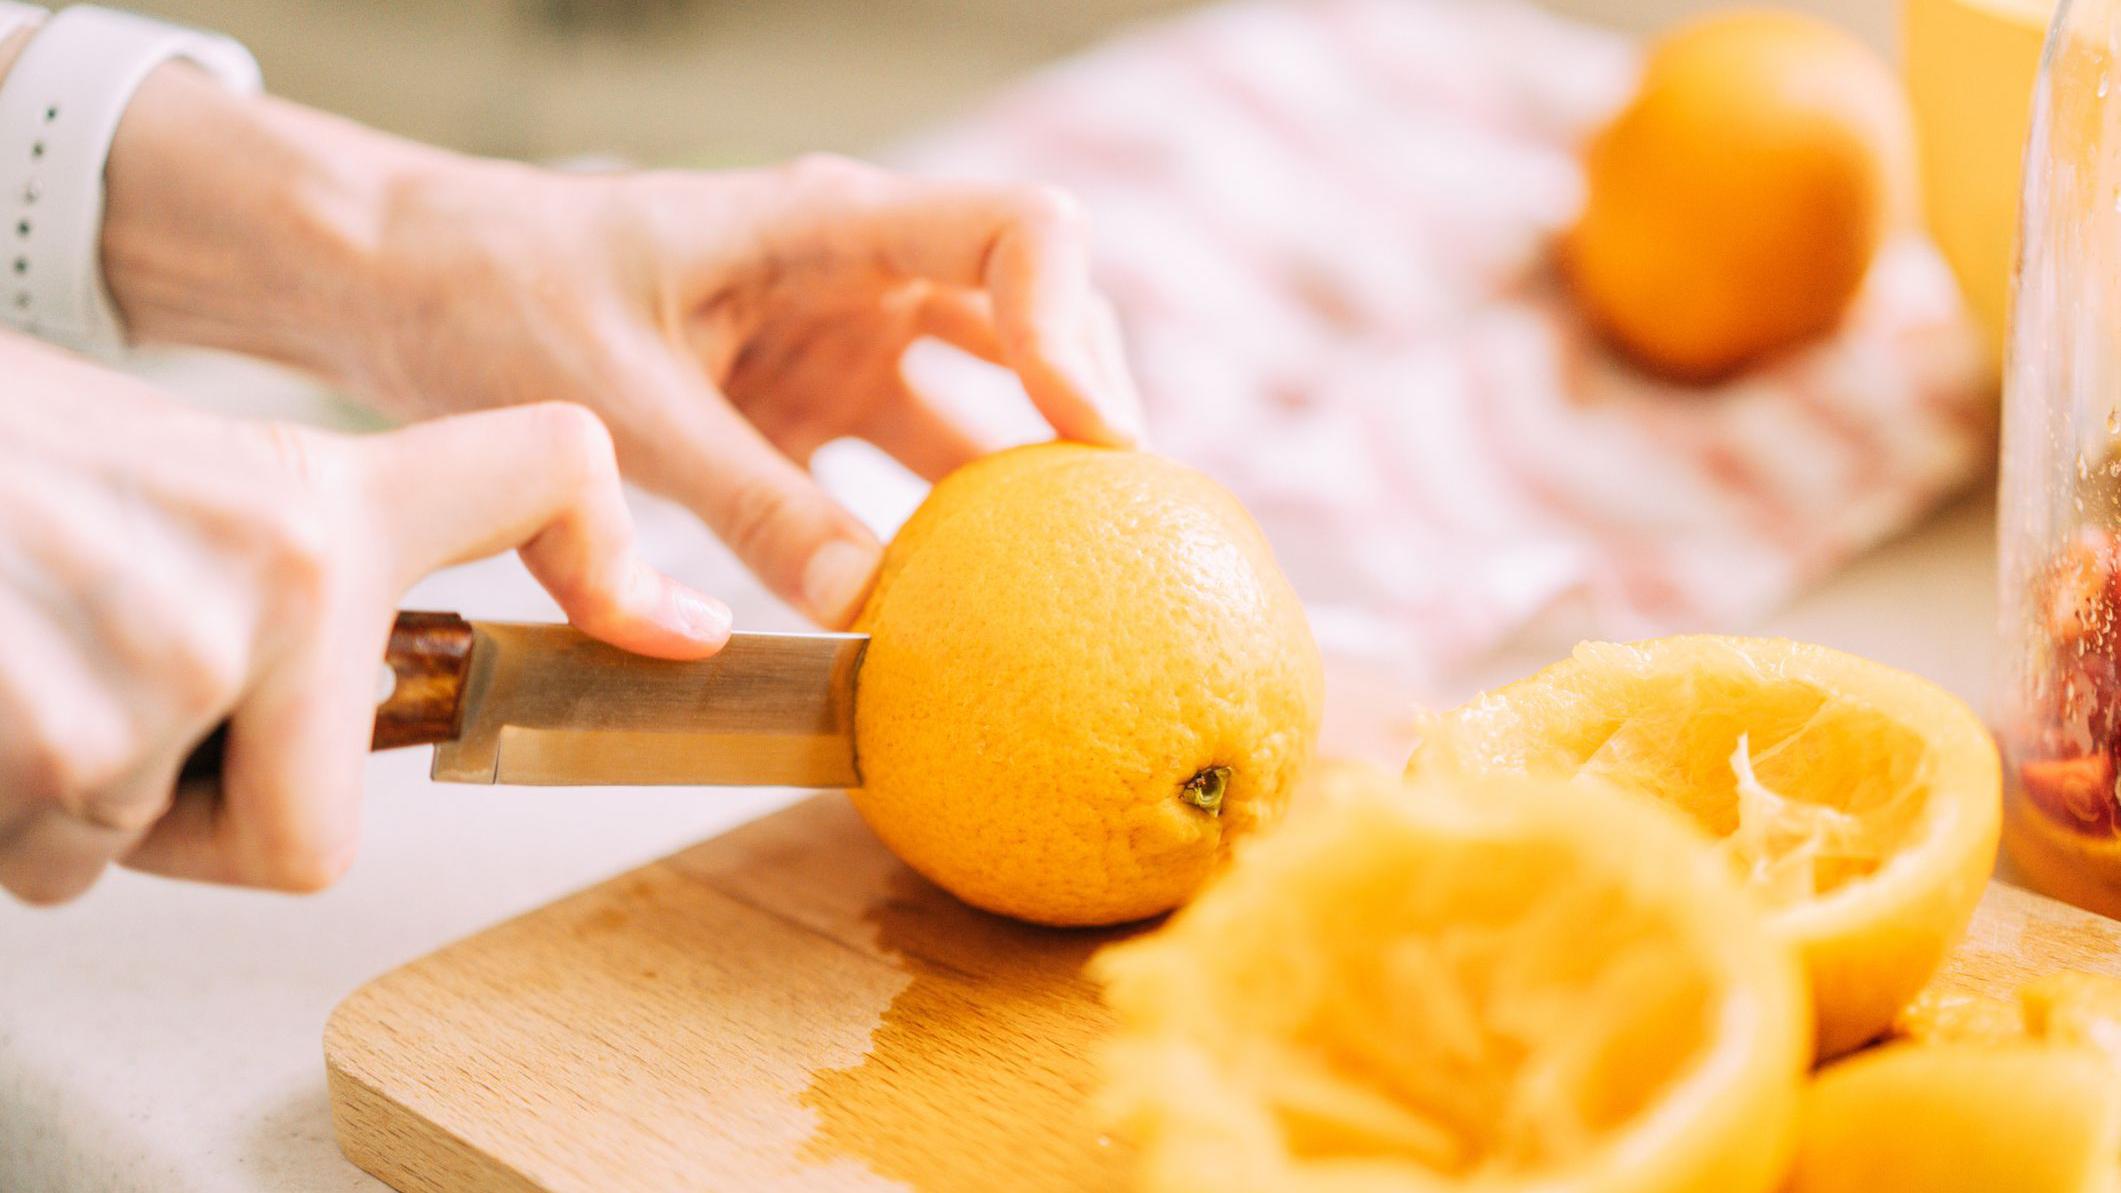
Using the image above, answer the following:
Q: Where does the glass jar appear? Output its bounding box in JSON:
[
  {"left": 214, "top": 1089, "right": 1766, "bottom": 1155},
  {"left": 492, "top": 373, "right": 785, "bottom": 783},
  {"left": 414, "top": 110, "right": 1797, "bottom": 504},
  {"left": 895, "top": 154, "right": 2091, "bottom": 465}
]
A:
[{"left": 1999, "top": 0, "right": 2121, "bottom": 915}]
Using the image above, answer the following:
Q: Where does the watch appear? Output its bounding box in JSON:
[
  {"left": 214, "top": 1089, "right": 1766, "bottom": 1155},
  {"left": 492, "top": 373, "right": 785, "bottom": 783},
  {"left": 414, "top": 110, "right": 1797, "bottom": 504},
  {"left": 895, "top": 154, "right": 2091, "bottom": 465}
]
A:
[{"left": 0, "top": 5, "right": 260, "bottom": 356}]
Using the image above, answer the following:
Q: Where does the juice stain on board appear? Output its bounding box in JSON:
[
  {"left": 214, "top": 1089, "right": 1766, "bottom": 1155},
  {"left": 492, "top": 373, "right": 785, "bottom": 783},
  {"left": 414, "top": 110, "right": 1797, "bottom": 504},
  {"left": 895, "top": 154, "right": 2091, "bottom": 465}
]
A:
[{"left": 799, "top": 865, "right": 1146, "bottom": 1192}]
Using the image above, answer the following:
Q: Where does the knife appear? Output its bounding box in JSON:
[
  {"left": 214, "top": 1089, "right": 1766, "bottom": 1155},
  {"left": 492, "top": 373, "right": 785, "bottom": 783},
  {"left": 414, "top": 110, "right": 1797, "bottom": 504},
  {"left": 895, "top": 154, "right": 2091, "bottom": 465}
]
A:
[{"left": 177, "top": 611, "right": 866, "bottom": 788}]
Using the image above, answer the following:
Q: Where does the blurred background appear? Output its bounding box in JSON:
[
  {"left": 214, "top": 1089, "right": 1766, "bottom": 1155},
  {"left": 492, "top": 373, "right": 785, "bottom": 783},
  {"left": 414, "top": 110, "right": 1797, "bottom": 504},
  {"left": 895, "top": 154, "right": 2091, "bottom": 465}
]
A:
[
  {"left": 127, "top": 0, "right": 1893, "bottom": 164},
  {"left": 106, "top": 0, "right": 2010, "bottom": 720}
]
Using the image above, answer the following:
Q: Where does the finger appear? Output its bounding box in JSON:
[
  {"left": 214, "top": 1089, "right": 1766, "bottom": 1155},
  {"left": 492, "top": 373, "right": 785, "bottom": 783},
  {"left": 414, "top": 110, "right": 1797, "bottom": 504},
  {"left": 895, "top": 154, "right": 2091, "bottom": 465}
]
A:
[
  {"left": 913, "top": 287, "right": 1006, "bottom": 365},
  {"left": 1083, "top": 293, "right": 1149, "bottom": 442},
  {"left": 908, "top": 185, "right": 1140, "bottom": 446},
  {"left": 976, "top": 194, "right": 1144, "bottom": 448},
  {"left": 117, "top": 783, "right": 217, "bottom": 883},
  {"left": 0, "top": 589, "right": 144, "bottom": 904},
  {"left": 0, "top": 810, "right": 129, "bottom": 905},
  {"left": 362, "top": 404, "right": 731, "bottom": 659},
  {"left": 1, "top": 747, "right": 176, "bottom": 905},
  {"left": 773, "top": 163, "right": 1142, "bottom": 447},
  {"left": 858, "top": 379, "right": 992, "bottom": 483},
  {"left": 732, "top": 308, "right": 988, "bottom": 483},
  {"left": 122, "top": 636, "right": 367, "bottom": 891},
  {"left": 623, "top": 353, "right": 883, "bottom": 628}
]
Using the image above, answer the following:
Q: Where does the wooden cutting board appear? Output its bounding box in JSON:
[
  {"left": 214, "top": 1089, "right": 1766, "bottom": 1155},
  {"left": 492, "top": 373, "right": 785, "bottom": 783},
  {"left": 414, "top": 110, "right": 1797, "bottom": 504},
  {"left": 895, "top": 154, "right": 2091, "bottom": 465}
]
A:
[{"left": 325, "top": 793, "right": 2121, "bottom": 1193}]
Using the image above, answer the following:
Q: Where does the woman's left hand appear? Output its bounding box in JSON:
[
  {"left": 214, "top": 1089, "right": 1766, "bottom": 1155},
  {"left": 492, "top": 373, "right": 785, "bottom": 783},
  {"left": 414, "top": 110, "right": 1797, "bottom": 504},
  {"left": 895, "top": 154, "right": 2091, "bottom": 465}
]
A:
[
  {"left": 340, "top": 155, "right": 1142, "bottom": 625},
  {"left": 102, "top": 68, "right": 1142, "bottom": 629}
]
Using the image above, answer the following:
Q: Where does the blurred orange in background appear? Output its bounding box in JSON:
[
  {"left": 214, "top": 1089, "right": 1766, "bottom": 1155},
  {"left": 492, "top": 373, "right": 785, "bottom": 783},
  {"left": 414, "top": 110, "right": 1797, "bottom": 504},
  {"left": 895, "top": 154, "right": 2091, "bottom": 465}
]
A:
[{"left": 1563, "top": 9, "right": 1915, "bottom": 383}]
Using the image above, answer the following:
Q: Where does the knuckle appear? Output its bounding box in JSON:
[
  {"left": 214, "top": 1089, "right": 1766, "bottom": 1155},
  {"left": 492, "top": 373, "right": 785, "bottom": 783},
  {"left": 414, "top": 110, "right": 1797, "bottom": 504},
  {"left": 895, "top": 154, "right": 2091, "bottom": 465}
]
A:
[
  {"left": 1015, "top": 184, "right": 1085, "bottom": 231},
  {"left": 266, "top": 507, "right": 333, "bottom": 606},
  {"left": 782, "top": 152, "right": 876, "bottom": 194},
  {"left": 529, "top": 402, "right": 620, "bottom": 490},
  {"left": 30, "top": 721, "right": 135, "bottom": 810},
  {"left": 718, "top": 475, "right": 803, "bottom": 567},
  {"left": 560, "top": 583, "right": 626, "bottom": 637},
  {"left": 233, "top": 435, "right": 336, "bottom": 591},
  {"left": 76, "top": 788, "right": 169, "bottom": 835},
  {"left": 247, "top": 822, "right": 357, "bottom": 894},
  {"left": 0, "top": 651, "right": 133, "bottom": 805},
  {"left": 162, "top": 625, "right": 249, "bottom": 722},
  {"left": 256, "top": 421, "right": 329, "bottom": 493},
  {"left": 999, "top": 316, "right": 1043, "bottom": 357}
]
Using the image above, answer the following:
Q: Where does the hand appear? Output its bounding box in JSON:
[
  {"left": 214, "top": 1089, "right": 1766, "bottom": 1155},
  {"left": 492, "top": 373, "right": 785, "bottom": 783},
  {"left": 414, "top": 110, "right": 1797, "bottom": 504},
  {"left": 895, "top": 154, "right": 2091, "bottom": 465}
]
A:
[
  {"left": 98, "top": 70, "right": 1142, "bottom": 628},
  {"left": 0, "top": 335, "right": 726, "bottom": 904},
  {"left": 340, "top": 154, "right": 1143, "bottom": 626}
]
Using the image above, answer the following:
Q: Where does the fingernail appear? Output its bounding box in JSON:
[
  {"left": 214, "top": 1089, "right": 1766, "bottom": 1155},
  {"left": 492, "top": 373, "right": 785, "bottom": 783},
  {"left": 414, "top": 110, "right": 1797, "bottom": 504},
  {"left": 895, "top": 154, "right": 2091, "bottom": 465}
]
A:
[
  {"left": 1103, "top": 386, "right": 1148, "bottom": 447},
  {"left": 1065, "top": 342, "right": 1145, "bottom": 448},
  {"left": 671, "top": 587, "right": 733, "bottom": 643},
  {"left": 1101, "top": 348, "right": 1149, "bottom": 446},
  {"left": 802, "top": 539, "right": 882, "bottom": 627}
]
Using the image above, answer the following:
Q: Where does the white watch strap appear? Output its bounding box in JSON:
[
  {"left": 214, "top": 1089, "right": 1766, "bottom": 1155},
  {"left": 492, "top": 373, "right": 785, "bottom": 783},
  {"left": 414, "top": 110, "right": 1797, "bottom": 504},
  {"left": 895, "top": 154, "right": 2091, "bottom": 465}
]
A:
[{"left": 0, "top": 5, "right": 259, "bottom": 355}]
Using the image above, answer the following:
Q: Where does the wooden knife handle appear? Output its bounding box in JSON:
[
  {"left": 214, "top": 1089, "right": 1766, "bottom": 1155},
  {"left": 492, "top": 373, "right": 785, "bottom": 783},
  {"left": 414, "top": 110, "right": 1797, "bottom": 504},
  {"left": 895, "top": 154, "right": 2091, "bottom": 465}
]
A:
[{"left": 176, "top": 611, "right": 476, "bottom": 788}]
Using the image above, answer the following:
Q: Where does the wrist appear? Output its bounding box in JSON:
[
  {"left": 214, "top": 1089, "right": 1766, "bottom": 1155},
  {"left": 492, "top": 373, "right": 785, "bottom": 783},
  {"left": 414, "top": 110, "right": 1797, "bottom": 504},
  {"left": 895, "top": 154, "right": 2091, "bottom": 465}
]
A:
[
  {"left": 98, "top": 63, "right": 456, "bottom": 381},
  {"left": 0, "top": 14, "right": 42, "bottom": 76}
]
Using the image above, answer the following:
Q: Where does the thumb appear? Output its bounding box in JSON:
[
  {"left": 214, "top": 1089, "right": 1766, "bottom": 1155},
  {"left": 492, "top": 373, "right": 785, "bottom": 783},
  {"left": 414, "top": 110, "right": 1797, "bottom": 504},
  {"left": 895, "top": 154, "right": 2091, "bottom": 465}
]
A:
[{"left": 360, "top": 403, "right": 732, "bottom": 658}]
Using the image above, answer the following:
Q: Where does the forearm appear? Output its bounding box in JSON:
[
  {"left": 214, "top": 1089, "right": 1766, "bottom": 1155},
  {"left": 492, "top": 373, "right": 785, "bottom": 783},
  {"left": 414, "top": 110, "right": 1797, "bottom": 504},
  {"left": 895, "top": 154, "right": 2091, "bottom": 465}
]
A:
[
  {"left": 95, "top": 62, "right": 453, "bottom": 380},
  {"left": 0, "top": 14, "right": 34, "bottom": 74}
]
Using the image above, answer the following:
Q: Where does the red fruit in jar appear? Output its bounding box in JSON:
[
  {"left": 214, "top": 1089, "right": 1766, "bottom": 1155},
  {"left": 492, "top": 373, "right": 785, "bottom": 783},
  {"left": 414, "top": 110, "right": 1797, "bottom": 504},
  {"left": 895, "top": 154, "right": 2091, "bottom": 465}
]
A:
[
  {"left": 2056, "top": 652, "right": 2121, "bottom": 755},
  {"left": 2044, "top": 527, "right": 2121, "bottom": 645},
  {"left": 2022, "top": 754, "right": 2119, "bottom": 836}
]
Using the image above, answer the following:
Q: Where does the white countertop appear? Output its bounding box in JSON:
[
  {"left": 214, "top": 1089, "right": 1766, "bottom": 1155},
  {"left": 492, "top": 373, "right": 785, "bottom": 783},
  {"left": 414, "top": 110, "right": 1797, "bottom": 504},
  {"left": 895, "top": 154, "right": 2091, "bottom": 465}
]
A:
[{"left": 0, "top": 351, "right": 2001, "bottom": 1193}]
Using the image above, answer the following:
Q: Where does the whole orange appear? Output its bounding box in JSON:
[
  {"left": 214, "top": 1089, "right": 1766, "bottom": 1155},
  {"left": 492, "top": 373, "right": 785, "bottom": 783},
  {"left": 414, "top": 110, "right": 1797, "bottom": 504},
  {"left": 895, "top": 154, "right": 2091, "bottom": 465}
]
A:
[
  {"left": 851, "top": 444, "right": 1323, "bottom": 926},
  {"left": 1563, "top": 10, "right": 1914, "bottom": 383}
]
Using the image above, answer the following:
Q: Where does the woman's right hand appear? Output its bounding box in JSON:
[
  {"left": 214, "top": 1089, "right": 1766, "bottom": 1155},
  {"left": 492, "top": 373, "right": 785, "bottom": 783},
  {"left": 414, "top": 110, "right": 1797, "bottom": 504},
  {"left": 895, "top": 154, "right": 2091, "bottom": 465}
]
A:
[{"left": 0, "top": 334, "right": 730, "bottom": 905}]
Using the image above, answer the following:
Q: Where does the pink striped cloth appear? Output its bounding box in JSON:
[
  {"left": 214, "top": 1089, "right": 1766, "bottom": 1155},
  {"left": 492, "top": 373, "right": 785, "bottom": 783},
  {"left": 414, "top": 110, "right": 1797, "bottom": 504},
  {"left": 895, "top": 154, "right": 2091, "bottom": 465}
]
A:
[{"left": 894, "top": 0, "right": 1993, "bottom": 703}]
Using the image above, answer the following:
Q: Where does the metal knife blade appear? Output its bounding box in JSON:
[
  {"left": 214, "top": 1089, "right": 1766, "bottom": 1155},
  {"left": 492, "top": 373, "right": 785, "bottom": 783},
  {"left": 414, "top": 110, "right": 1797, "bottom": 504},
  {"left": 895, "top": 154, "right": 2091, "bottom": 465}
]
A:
[{"left": 429, "top": 623, "right": 866, "bottom": 787}]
